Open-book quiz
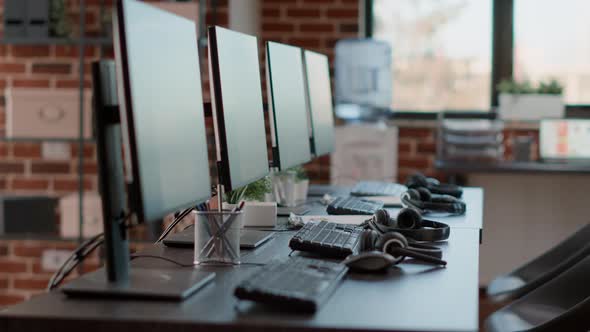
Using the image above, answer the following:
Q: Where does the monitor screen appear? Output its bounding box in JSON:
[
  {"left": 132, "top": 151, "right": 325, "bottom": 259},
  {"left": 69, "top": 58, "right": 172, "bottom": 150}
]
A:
[
  {"left": 114, "top": 0, "right": 211, "bottom": 222},
  {"left": 208, "top": 26, "right": 269, "bottom": 192},
  {"left": 266, "top": 41, "right": 312, "bottom": 170},
  {"left": 304, "top": 50, "right": 335, "bottom": 157},
  {"left": 540, "top": 119, "right": 590, "bottom": 160}
]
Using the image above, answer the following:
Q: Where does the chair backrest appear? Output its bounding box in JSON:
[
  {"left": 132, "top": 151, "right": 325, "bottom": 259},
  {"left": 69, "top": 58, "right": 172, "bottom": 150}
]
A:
[
  {"left": 488, "top": 223, "right": 590, "bottom": 301},
  {"left": 486, "top": 254, "right": 590, "bottom": 331}
]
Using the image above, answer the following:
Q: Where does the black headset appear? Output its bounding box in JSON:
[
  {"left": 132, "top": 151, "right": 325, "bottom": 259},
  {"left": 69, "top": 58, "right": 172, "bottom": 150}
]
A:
[
  {"left": 401, "top": 188, "right": 466, "bottom": 216},
  {"left": 358, "top": 229, "right": 446, "bottom": 266},
  {"left": 364, "top": 208, "right": 450, "bottom": 242},
  {"left": 405, "top": 172, "right": 463, "bottom": 198}
]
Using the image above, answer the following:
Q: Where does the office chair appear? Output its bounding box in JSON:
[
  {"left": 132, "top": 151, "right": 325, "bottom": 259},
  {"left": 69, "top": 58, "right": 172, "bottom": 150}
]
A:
[
  {"left": 485, "top": 254, "right": 590, "bottom": 332},
  {"left": 486, "top": 223, "right": 590, "bottom": 302}
]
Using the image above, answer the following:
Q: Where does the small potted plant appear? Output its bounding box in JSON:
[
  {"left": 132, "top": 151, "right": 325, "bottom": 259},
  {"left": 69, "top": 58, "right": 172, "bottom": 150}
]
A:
[
  {"left": 224, "top": 177, "right": 277, "bottom": 228},
  {"left": 497, "top": 79, "right": 564, "bottom": 120},
  {"left": 270, "top": 166, "right": 309, "bottom": 207},
  {"left": 292, "top": 166, "right": 310, "bottom": 204}
]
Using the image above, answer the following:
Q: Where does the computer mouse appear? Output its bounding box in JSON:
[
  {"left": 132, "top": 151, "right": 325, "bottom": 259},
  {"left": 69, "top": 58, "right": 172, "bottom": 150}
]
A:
[{"left": 342, "top": 251, "right": 396, "bottom": 272}]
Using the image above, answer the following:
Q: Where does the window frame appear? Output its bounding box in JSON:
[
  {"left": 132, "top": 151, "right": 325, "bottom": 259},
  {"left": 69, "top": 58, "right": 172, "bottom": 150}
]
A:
[{"left": 366, "top": 0, "right": 590, "bottom": 119}]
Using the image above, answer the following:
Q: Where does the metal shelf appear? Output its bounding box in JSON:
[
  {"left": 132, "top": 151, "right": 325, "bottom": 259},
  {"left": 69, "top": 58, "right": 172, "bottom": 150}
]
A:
[
  {"left": 0, "top": 137, "right": 95, "bottom": 143},
  {"left": 0, "top": 37, "right": 112, "bottom": 46}
]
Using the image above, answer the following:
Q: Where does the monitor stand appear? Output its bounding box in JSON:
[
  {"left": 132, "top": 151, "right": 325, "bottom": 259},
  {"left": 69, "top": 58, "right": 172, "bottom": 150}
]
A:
[
  {"left": 61, "top": 268, "right": 215, "bottom": 301},
  {"left": 61, "top": 62, "right": 215, "bottom": 301}
]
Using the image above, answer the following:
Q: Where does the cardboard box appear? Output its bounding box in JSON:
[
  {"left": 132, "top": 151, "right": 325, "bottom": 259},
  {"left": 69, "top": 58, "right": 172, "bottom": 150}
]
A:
[{"left": 6, "top": 88, "right": 93, "bottom": 139}]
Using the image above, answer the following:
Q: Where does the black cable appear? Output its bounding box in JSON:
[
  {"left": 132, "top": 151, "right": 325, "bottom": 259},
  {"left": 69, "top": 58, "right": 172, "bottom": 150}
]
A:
[
  {"left": 155, "top": 207, "right": 194, "bottom": 243},
  {"left": 47, "top": 214, "right": 131, "bottom": 291},
  {"left": 130, "top": 254, "right": 266, "bottom": 267}
]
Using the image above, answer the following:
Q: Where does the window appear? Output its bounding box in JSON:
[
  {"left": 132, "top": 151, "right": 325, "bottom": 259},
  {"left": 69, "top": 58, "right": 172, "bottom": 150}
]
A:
[
  {"left": 372, "top": 0, "right": 492, "bottom": 112},
  {"left": 514, "top": 0, "right": 590, "bottom": 104}
]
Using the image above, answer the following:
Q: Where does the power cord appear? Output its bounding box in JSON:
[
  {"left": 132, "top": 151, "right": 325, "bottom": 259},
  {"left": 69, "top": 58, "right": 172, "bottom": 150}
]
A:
[
  {"left": 155, "top": 207, "right": 195, "bottom": 243},
  {"left": 130, "top": 254, "right": 266, "bottom": 267}
]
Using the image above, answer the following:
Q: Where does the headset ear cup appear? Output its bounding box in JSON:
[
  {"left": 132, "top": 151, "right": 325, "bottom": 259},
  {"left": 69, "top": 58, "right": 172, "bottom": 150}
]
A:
[
  {"left": 417, "top": 187, "right": 432, "bottom": 201},
  {"left": 360, "top": 230, "right": 379, "bottom": 252},
  {"left": 407, "top": 189, "right": 421, "bottom": 200},
  {"left": 374, "top": 209, "right": 391, "bottom": 227},
  {"left": 406, "top": 173, "right": 429, "bottom": 188},
  {"left": 375, "top": 232, "right": 408, "bottom": 264},
  {"left": 431, "top": 194, "right": 458, "bottom": 204},
  {"left": 396, "top": 208, "right": 423, "bottom": 229}
]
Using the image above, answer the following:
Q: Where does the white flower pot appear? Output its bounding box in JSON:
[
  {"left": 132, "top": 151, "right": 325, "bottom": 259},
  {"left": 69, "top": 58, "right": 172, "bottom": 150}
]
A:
[
  {"left": 498, "top": 93, "right": 564, "bottom": 120},
  {"left": 293, "top": 179, "right": 309, "bottom": 204},
  {"left": 222, "top": 201, "right": 277, "bottom": 228},
  {"left": 242, "top": 201, "right": 277, "bottom": 227}
]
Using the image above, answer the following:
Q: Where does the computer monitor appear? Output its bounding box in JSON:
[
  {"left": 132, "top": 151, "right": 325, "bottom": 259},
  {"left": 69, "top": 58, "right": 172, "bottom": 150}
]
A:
[
  {"left": 540, "top": 119, "right": 590, "bottom": 160},
  {"left": 208, "top": 26, "right": 270, "bottom": 192},
  {"left": 61, "top": 0, "right": 214, "bottom": 301},
  {"left": 115, "top": 0, "right": 211, "bottom": 223},
  {"left": 303, "top": 50, "right": 335, "bottom": 157},
  {"left": 266, "top": 41, "right": 312, "bottom": 170}
]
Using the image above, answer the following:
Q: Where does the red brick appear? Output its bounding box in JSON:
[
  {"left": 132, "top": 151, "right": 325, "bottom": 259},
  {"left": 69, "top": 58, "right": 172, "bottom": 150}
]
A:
[
  {"left": 417, "top": 142, "right": 437, "bottom": 154},
  {"left": 0, "top": 143, "right": 8, "bottom": 157},
  {"left": 0, "top": 63, "right": 26, "bottom": 74},
  {"left": 11, "top": 178, "right": 50, "bottom": 190},
  {"left": 325, "top": 8, "right": 359, "bottom": 18},
  {"left": 31, "top": 161, "right": 70, "bottom": 174},
  {"left": 262, "top": 23, "right": 295, "bottom": 32},
  {"left": 398, "top": 128, "right": 434, "bottom": 139},
  {"left": 398, "top": 141, "right": 412, "bottom": 154},
  {"left": 0, "top": 276, "right": 8, "bottom": 289},
  {"left": 14, "top": 277, "right": 51, "bottom": 291},
  {"left": 287, "top": 8, "right": 321, "bottom": 18},
  {"left": 0, "top": 178, "right": 7, "bottom": 190},
  {"left": 262, "top": 8, "right": 280, "bottom": 18},
  {"left": 0, "top": 258, "right": 28, "bottom": 273},
  {"left": 80, "top": 161, "right": 98, "bottom": 174},
  {"left": 13, "top": 79, "right": 50, "bottom": 88},
  {"left": 339, "top": 23, "right": 358, "bottom": 33},
  {"left": 0, "top": 244, "right": 8, "bottom": 256},
  {"left": 0, "top": 161, "right": 25, "bottom": 173},
  {"left": 11, "top": 46, "right": 50, "bottom": 57},
  {"left": 263, "top": 0, "right": 297, "bottom": 3},
  {"left": 13, "top": 244, "right": 47, "bottom": 258},
  {"left": 53, "top": 178, "right": 93, "bottom": 191},
  {"left": 54, "top": 45, "right": 96, "bottom": 58},
  {"left": 56, "top": 79, "right": 92, "bottom": 89},
  {"left": 287, "top": 37, "right": 322, "bottom": 48},
  {"left": 71, "top": 143, "right": 96, "bottom": 159},
  {"left": 0, "top": 294, "right": 26, "bottom": 306},
  {"left": 300, "top": 23, "right": 335, "bottom": 33},
  {"left": 398, "top": 156, "right": 431, "bottom": 169},
  {"left": 31, "top": 63, "right": 72, "bottom": 74},
  {"left": 12, "top": 143, "right": 42, "bottom": 158}
]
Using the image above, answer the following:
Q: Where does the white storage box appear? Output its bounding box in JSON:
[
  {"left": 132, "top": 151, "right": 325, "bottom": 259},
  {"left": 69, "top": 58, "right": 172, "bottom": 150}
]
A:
[
  {"left": 6, "top": 88, "right": 93, "bottom": 139},
  {"left": 60, "top": 192, "right": 103, "bottom": 238},
  {"left": 498, "top": 93, "right": 564, "bottom": 121}
]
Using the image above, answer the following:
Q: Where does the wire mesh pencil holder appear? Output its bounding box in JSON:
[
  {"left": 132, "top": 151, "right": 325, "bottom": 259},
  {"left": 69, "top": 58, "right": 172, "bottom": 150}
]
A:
[{"left": 194, "top": 210, "right": 242, "bottom": 265}]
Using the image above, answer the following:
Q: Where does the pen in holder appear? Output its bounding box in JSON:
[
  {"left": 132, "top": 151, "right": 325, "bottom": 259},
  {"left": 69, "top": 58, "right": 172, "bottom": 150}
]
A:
[{"left": 194, "top": 210, "right": 242, "bottom": 265}]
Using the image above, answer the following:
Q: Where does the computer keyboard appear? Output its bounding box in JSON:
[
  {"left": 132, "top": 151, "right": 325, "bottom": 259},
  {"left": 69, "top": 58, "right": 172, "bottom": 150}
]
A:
[
  {"left": 289, "top": 220, "right": 364, "bottom": 258},
  {"left": 234, "top": 256, "right": 348, "bottom": 313},
  {"left": 351, "top": 181, "right": 407, "bottom": 197},
  {"left": 326, "top": 196, "right": 384, "bottom": 215}
]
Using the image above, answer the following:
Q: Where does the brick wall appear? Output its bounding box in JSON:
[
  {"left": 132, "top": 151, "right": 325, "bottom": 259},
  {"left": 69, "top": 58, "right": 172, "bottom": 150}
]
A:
[{"left": 0, "top": 0, "right": 228, "bottom": 308}]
